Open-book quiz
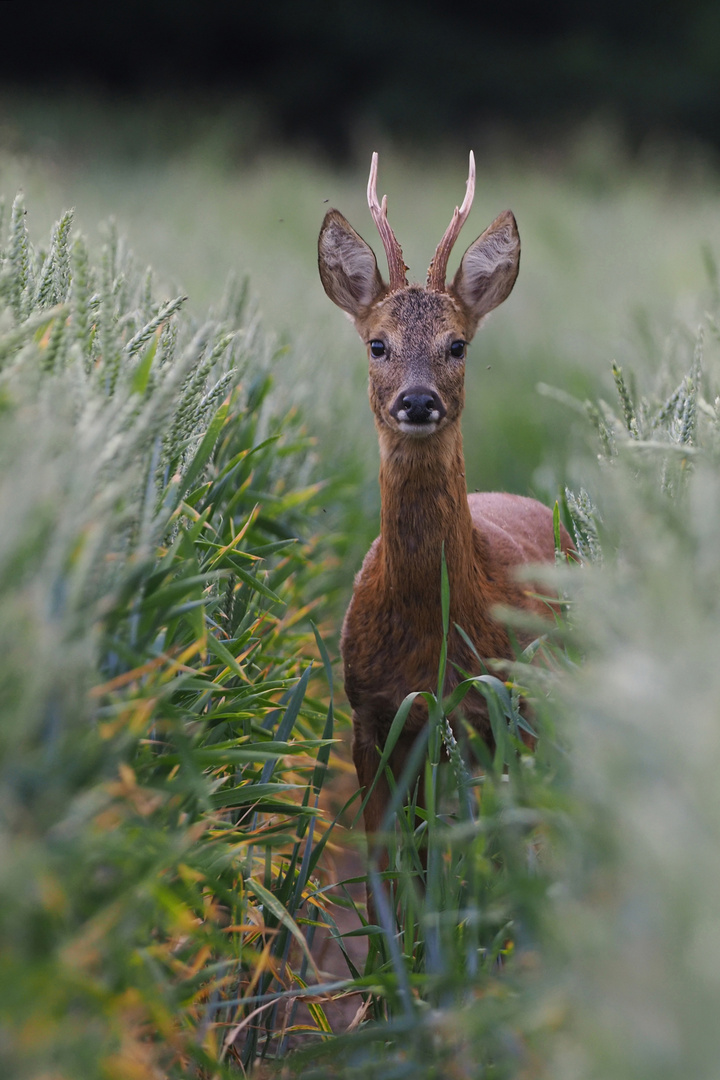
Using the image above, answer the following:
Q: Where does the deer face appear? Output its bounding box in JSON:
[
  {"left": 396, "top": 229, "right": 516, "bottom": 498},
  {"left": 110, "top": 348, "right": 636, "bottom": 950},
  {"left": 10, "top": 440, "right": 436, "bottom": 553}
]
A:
[
  {"left": 356, "top": 287, "right": 469, "bottom": 437},
  {"left": 318, "top": 155, "right": 520, "bottom": 441}
]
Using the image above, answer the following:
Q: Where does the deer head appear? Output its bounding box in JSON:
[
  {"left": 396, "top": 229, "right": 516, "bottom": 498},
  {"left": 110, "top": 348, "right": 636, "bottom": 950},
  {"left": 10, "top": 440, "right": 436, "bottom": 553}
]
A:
[{"left": 318, "top": 152, "right": 520, "bottom": 441}]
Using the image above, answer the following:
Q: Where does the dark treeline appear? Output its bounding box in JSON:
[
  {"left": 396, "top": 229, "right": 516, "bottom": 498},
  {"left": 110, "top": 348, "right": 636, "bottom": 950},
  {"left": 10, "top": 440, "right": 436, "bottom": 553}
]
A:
[{"left": 5, "top": 1, "right": 720, "bottom": 156}]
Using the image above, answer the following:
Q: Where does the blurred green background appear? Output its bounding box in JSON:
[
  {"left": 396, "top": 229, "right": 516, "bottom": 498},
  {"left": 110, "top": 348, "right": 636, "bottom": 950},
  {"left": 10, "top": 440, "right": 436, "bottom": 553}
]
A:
[{"left": 3, "top": 0, "right": 720, "bottom": 569}]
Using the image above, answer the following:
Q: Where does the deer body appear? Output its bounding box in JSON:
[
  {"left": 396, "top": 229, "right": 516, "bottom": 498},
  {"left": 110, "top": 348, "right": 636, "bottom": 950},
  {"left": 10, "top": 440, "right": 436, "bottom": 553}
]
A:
[{"left": 318, "top": 155, "right": 572, "bottom": 843}]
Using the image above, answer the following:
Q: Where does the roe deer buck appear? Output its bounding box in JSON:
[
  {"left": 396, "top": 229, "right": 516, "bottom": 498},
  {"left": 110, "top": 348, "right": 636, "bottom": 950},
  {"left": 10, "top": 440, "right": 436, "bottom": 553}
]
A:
[{"left": 318, "top": 152, "right": 573, "bottom": 861}]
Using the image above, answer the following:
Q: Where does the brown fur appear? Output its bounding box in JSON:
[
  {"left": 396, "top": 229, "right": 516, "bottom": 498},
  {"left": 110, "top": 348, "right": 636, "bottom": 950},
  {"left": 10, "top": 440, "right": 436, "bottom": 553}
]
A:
[{"left": 317, "top": 192, "right": 572, "bottom": 857}]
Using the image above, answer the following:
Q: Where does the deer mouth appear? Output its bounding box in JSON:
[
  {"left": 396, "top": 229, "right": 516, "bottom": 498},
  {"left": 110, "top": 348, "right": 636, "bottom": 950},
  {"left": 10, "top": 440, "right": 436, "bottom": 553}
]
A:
[{"left": 396, "top": 417, "right": 440, "bottom": 437}]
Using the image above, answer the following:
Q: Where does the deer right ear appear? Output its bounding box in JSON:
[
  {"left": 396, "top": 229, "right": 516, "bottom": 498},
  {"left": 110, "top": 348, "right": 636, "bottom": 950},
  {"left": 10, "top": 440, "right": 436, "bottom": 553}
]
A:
[
  {"left": 450, "top": 210, "right": 520, "bottom": 332},
  {"left": 318, "top": 210, "right": 386, "bottom": 318}
]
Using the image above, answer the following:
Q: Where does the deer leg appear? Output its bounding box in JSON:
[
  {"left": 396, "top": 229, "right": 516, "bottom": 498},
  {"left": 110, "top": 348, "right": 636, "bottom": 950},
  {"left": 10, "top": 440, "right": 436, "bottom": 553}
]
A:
[
  {"left": 389, "top": 734, "right": 429, "bottom": 892},
  {"left": 351, "top": 722, "right": 391, "bottom": 862},
  {"left": 352, "top": 722, "right": 391, "bottom": 924},
  {"left": 352, "top": 718, "right": 428, "bottom": 921}
]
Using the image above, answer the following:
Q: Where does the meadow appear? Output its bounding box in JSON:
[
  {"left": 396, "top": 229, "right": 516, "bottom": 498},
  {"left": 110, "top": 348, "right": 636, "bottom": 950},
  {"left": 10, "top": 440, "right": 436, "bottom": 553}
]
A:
[
  {"left": 2, "top": 99, "right": 720, "bottom": 1078},
  {"left": 7, "top": 110, "right": 720, "bottom": 522}
]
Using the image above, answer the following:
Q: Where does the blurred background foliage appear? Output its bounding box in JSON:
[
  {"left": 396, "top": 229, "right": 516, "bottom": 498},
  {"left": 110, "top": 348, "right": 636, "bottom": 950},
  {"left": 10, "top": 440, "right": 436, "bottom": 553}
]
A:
[
  {"left": 4, "top": 0, "right": 720, "bottom": 558},
  {"left": 3, "top": 3, "right": 720, "bottom": 1078},
  {"left": 3, "top": 111, "right": 720, "bottom": 581}
]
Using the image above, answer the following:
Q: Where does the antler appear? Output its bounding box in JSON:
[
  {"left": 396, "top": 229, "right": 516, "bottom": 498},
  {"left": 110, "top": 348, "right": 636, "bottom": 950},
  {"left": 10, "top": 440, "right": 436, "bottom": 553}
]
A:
[
  {"left": 367, "top": 152, "right": 408, "bottom": 292},
  {"left": 426, "top": 151, "right": 476, "bottom": 292}
]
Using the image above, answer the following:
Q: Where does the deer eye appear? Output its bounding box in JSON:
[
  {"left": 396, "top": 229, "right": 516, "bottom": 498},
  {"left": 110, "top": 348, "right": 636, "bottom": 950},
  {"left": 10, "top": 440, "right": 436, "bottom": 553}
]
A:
[
  {"left": 449, "top": 340, "right": 466, "bottom": 359},
  {"left": 369, "top": 340, "right": 386, "bottom": 358}
]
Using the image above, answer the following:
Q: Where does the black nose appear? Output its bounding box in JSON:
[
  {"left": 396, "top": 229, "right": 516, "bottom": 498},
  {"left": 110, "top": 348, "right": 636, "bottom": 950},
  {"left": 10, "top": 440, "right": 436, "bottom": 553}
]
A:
[
  {"left": 403, "top": 393, "right": 435, "bottom": 422},
  {"left": 390, "top": 387, "right": 446, "bottom": 424}
]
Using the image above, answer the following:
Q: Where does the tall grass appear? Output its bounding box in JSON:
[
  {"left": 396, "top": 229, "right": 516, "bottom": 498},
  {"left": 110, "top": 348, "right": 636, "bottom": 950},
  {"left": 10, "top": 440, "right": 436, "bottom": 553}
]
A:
[
  {"left": 0, "top": 195, "right": 350, "bottom": 1078},
  {"left": 281, "top": 562, "right": 574, "bottom": 1078},
  {"left": 542, "top": 300, "right": 720, "bottom": 1080},
  {"left": 4, "top": 120, "right": 720, "bottom": 1078}
]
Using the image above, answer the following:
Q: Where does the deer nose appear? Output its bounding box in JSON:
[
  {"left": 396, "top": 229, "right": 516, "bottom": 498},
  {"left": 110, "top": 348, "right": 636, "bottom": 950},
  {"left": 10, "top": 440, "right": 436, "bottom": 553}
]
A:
[{"left": 390, "top": 387, "right": 446, "bottom": 425}]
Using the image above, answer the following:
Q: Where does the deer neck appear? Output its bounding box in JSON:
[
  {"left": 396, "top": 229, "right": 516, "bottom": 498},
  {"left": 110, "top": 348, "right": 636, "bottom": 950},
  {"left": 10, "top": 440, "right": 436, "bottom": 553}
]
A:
[{"left": 377, "top": 422, "right": 476, "bottom": 610}]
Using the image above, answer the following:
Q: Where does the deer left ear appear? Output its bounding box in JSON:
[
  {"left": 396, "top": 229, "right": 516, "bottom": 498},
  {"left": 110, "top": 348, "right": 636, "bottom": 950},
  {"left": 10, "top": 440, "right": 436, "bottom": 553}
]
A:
[{"left": 450, "top": 210, "right": 520, "bottom": 331}]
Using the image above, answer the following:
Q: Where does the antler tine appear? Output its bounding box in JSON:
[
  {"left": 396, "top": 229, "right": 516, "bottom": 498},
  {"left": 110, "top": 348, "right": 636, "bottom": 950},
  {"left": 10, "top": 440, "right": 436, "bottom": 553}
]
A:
[
  {"left": 367, "top": 152, "right": 408, "bottom": 292},
  {"left": 426, "top": 150, "right": 476, "bottom": 292}
]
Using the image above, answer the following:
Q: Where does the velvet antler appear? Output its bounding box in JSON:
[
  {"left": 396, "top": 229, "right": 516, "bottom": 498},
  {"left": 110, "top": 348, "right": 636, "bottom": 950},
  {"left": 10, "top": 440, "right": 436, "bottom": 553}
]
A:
[
  {"left": 426, "top": 150, "right": 476, "bottom": 292},
  {"left": 367, "top": 152, "right": 408, "bottom": 291}
]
